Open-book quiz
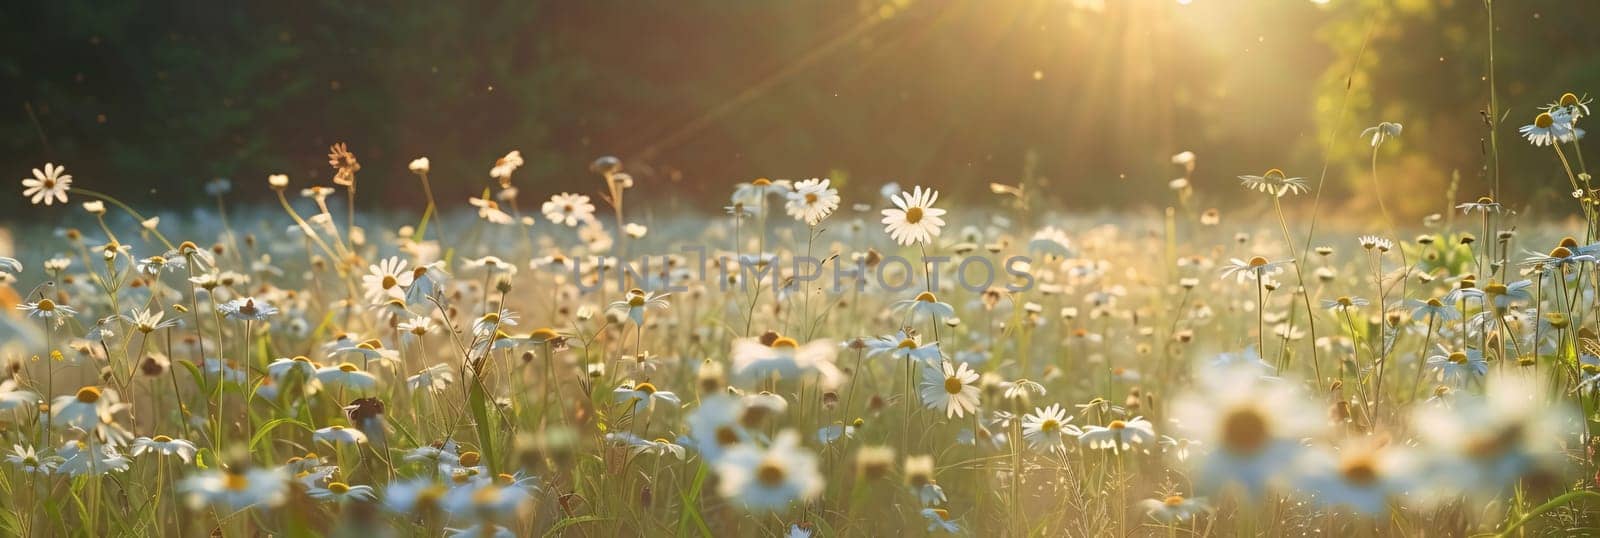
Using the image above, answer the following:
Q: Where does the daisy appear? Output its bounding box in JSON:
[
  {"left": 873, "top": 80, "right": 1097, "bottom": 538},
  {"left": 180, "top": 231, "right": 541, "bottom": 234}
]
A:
[
  {"left": 6, "top": 444, "right": 57, "bottom": 474},
  {"left": 312, "top": 425, "right": 368, "bottom": 446},
  {"left": 18, "top": 298, "right": 76, "bottom": 327},
  {"left": 893, "top": 291, "right": 957, "bottom": 321},
  {"left": 308, "top": 481, "right": 378, "bottom": 503},
  {"left": 1425, "top": 348, "right": 1487, "bottom": 386},
  {"left": 1218, "top": 257, "right": 1289, "bottom": 283},
  {"left": 218, "top": 297, "right": 278, "bottom": 322},
  {"left": 21, "top": 163, "right": 72, "bottom": 206},
  {"left": 918, "top": 360, "right": 980, "bottom": 419},
  {"left": 629, "top": 437, "right": 687, "bottom": 460},
  {"left": 613, "top": 381, "right": 682, "bottom": 414},
  {"left": 1021, "top": 403, "right": 1082, "bottom": 453},
  {"left": 131, "top": 435, "right": 198, "bottom": 463},
  {"left": 58, "top": 440, "right": 130, "bottom": 476},
  {"left": 51, "top": 386, "right": 125, "bottom": 431},
  {"left": 469, "top": 195, "right": 515, "bottom": 225},
  {"left": 542, "top": 193, "right": 596, "bottom": 226},
  {"left": 181, "top": 466, "right": 289, "bottom": 511},
  {"left": 0, "top": 380, "right": 39, "bottom": 414},
  {"left": 785, "top": 178, "right": 840, "bottom": 226},
  {"left": 921, "top": 508, "right": 962, "bottom": 534},
  {"left": 608, "top": 289, "right": 670, "bottom": 326},
  {"left": 1360, "top": 121, "right": 1402, "bottom": 148},
  {"left": 408, "top": 363, "right": 455, "bottom": 393},
  {"left": 1520, "top": 109, "right": 1582, "bottom": 146},
  {"left": 1172, "top": 366, "right": 1323, "bottom": 497},
  {"left": 1405, "top": 297, "right": 1461, "bottom": 322},
  {"left": 685, "top": 395, "right": 756, "bottom": 460},
  {"left": 714, "top": 430, "right": 824, "bottom": 514},
  {"left": 880, "top": 186, "right": 947, "bottom": 246},
  {"left": 730, "top": 336, "right": 843, "bottom": 389},
  {"left": 863, "top": 330, "right": 941, "bottom": 362},
  {"left": 1027, "top": 226, "right": 1074, "bottom": 258},
  {"left": 1237, "top": 169, "right": 1309, "bottom": 197},
  {"left": 124, "top": 307, "right": 179, "bottom": 334},
  {"left": 732, "top": 178, "right": 793, "bottom": 209},
  {"left": 315, "top": 363, "right": 379, "bottom": 392},
  {"left": 1159, "top": 435, "right": 1200, "bottom": 462},
  {"left": 266, "top": 356, "right": 319, "bottom": 383},
  {"left": 1138, "top": 495, "right": 1210, "bottom": 524},
  {"left": 1295, "top": 442, "right": 1419, "bottom": 515},
  {"left": 1544, "top": 92, "right": 1593, "bottom": 118},
  {"left": 1080, "top": 416, "right": 1157, "bottom": 453},
  {"left": 361, "top": 256, "right": 414, "bottom": 303},
  {"left": 1411, "top": 374, "right": 1575, "bottom": 501},
  {"left": 489, "top": 150, "right": 524, "bottom": 181},
  {"left": 1321, "top": 295, "right": 1369, "bottom": 313}
]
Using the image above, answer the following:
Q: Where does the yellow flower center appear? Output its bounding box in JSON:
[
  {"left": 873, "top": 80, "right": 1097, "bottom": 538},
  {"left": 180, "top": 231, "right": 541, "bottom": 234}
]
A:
[
  {"left": 1108, "top": 420, "right": 1127, "bottom": 430},
  {"left": 381, "top": 275, "right": 397, "bottom": 289},
  {"left": 36, "top": 299, "right": 55, "bottom": 312},
  {"left": 943, "top": 376, "right": 963, "bottom": 395},
  {"left": 1247, "top": 256, "right": 1268, "bottom": 267},
  {"left": 338, "top": 363, "right": 360, "bottom": 372},
  {"left": 1040, "top": 419, "right": 1060, "bottom": 434},
  {"left": 1536, "top": 112, "right": 1555, "bottom": 129},
  {"left": 152, "top": 435, "right": 172, "bottom": 443},
  {"left": 715, "top": 426, "right": 741, "bottom": 446},
  {"left": 1221, "top": 408, "right": 1268, "bottom": 455},
  {"left": 904, "top": 207, "right": 924, "bottom": 224},
  {"left": 75, "top": 386, "right": 101, "bottom": 403},
  {"left": 1426, "top": 298, "right": 1444, "bottom": 308},
  {"left": 1448, "top": 352, "right": 1468, "bottom": 364},
  {"left": 1552, "top": 246, "right": 1574, "bottom": 258},
  {"left": 459, "top": 451, "right": 482, "bottom": 467},
  {"left": 804, "top": 193, "right": 818, "bottom": 204},
  {"left": 770, "top": 337, "right": 799, "bottom": 349},
  {"left": 752, "top": 178, "right": 772, "bottom": 186},
  {"left": 756, "top": 460, "right": 786, "bottom": 486},
  {"left": 635, "top": 382, "right": 657, "bottom": 394},
  {"left": 1340, "top": 457, "right": 1379, "bottom": 486},
  {"left": 629, "top": 296, "right": 646, "bottom": 307},
  {"left": 531, "top": 327, "right": 560, "bottom": 341},
  {"left": 1562, "top": 92, "right": 1580, "bottom": 107},
  {"left": 1164, "top": 495, "right": 1185, "bottom": 507},
  {"left": 915, "top": 291, "right": 938, "bottom": 303},
  {"left": 328, "top": 482, "right": 351, "bottom": 494},
  {"left": 224, "top": 471, "right": 250, "bottom": 491},
  {"left": 897, "top": 338, "right": 918, "bottom": 350}
]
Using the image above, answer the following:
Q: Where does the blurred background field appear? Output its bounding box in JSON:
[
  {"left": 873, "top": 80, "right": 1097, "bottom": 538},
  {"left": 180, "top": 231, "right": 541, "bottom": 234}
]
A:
[{"left": 3, "top": 0, "right": 1599, "bottom": 220}]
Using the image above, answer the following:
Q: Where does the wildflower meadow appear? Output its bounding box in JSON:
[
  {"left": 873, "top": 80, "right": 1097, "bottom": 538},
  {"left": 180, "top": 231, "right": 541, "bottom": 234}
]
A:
[{"left": 6, "top": 2, "right": 1600, "bottom": 537}]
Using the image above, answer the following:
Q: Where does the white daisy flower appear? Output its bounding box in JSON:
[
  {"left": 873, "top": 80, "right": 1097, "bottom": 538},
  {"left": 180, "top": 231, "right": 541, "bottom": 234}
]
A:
[
  {"left": 21, "top": 163, "right": 72, "bottom": 206},
  {"left": 6, "top": 444, "right": 58, "bottom": 474},
  {"left": 315, "top": 363, "right": 379, "bottom": 392},
  {"left": 1021, "top": 403, "right": 1082, "bottom": 453},
  {"left": 51, "top": 386, "right": 126, "bottom": 431},
  {"left": 130, "top": 435, "right": 198, "bottom": 463},
  {"left": 408, "top": 363, "right": 455, "bottom": 393},
  {"left": 613, "top": 380, "right": 682, "bottom": 414},
  {"left": 607, "top": 289, "right": 670, "bottom": 326},
  {"left": 785, "top": 178, "right": 840, "bottom": 226},
  {"left": 1138, "top": 495, "right": 1210, "bottom": 524},
  {"left": 217, "top": 297, "right": 279, "bottom": 322},
  {"left": 181, "top": 467, "right": 289, "bottom": 511},
  {"left": 918, "top": 360, "right": 980, "bottom": 419},
  {"left": 361, "top": 256, "right": 414, "bottom": 304},
  {"left": 1080, "top": 416, "right": 1157, "bottom": 453},
  {"left": 18, "top": 298, "right": 76, "bottom": 327},
  {"left": 312, "top": 425, "right": 368, "bottom": 446},
  {"left": 730, "top": 336, "right": 843, "bottom": 389},
  {"left": 58, "top": 440, "right": 130, "bottom": 476},
  {"left": 714, "top": 430, "right": 823, "bottom": 514},
  {"left": 308, "top": 481, "right": 378, "bottom": 503},
  {"left": 1173, "top": 367, "right": 1323, "bottom": 498},
  {"left": 542, "top": 193, "right": 596, "bottom": 227},
  {"left": 880, "top": 185, "right": 947, "bottom": 246}
]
